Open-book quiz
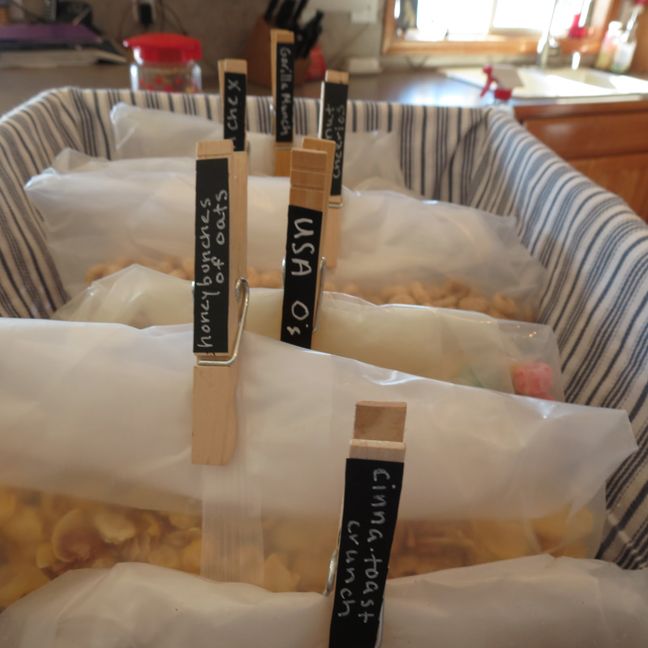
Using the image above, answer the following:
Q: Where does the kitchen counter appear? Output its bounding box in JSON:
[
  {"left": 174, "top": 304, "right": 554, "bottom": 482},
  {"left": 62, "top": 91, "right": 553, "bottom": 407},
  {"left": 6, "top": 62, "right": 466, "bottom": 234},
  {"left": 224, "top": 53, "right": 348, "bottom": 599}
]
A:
[
  {"left": 0, "top": 65, "right": 487, "bottom": 115},
  {"left": 3, "top": 64, "right": 648, "bottom": 116}
]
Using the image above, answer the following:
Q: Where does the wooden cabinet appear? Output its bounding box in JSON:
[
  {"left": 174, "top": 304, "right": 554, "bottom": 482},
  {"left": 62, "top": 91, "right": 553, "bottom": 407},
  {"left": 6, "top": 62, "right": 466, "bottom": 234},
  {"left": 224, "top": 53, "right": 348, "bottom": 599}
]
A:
[{"left": 515, "top": 101, "right": 648, "bottom": 220}]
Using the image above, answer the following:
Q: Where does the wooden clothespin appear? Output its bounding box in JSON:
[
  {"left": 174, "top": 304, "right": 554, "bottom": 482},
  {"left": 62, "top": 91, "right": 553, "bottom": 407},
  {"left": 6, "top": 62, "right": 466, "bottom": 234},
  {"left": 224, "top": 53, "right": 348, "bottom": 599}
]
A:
[
  {"left": 280, "top": 147, "right": 328, "bottom": 349},
  {"left": 192, "top": 139, "right": 248, "bottom": 466},
  {"left": 318, "top": 70, "right": 349, "bottom": 268},
  {"left": 302, "top": 136, "right": 336, "bottom": 269},
  {"left": 328, "top": 401, "right": 407, "bottom": 648},
  {"left": 271, "top": 28, "right": 295, "bottom": 176},
  {"left": 218, "top": 58, "right": 248, "bottom": 152}
]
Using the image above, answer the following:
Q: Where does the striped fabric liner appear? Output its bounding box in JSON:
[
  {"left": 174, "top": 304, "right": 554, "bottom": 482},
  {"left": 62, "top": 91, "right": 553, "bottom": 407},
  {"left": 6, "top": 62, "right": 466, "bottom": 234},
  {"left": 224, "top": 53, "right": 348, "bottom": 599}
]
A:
[{"left": 0, "top": 87, "right": 646, "bottom": 568}]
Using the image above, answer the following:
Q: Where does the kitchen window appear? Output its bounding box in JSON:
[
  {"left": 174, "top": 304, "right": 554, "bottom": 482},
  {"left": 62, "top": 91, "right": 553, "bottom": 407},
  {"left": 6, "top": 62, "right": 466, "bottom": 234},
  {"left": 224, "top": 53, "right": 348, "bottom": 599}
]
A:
[{"left": 383, "top": 0, "right": 617, "bottom": 56}]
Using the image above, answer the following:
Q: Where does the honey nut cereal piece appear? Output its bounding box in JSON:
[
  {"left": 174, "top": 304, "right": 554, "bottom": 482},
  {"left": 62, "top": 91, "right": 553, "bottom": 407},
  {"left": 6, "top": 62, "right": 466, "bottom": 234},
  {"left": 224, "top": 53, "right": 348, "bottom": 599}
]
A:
[
  {"left": 268, "top": 520, "right": 314, "bottom": 554},
  {"left": 168, "top": 513, "right": 200, "bottom": 530},
  {"left": 431, "top": 295, "right": 458, "bottom": 309},
  {"left": 181, "top": 257, "right": 195, "bottom": 278},
  {"left": 264, "top": 553, "right": 300, "bottom": 593},
  {"left": 492, "top": 293, "right": 517, "bottom": 318},
  {"left": 425, "top": 283, "right": 446, "bottom": 301},
  {"left": 180, "top": 539, "right": 202, "bottom": 573},
  {"left": 114, "top": 257, "right": 135, "bottom": 270},
  {"left": 532, "top": 507, "right": 593, "bottom": 554},
  {"left": 409, "top": 281, "right": 429, "bottom": 304},
  {"left": 139, "top": 512, "right": 163, "bottom": 538},
  {"left": 0, "top": 489, "right": 17, "bottom": 525},
  {"left": 292, "top": 552, "right": 329, "bottom": 592},
  {"left": 0, "top": 564, "right": 49, "bottom": 609},
  {"left": 92, "top": 553, "right": 118, "bottom": 569},
  {"left": 323, "top": 280, "right": 337, "bottom": 292},
  {"left": 52, "top": 508, "right": 102, "bottom": 563},
  {"left": 165, "top": 527, "right": 201, "bottom": 548},
  {"left": 341, "top": 282, "right": 362, "bottom": 297},
  {"left": 155, "top": 259, "right": 176, "bottom": 275},
  {"left": 40, "top": 493, "right": 74, "bottom": 521},
  {"left": 93, "top": 510, "right": 137, "bottom": 545},
  {"left": 85, "top": 263, "right": 110, "bottom": 284},
  {"left": 244, "top": 266, "right": 258, "bottom": 285},
  {"left": 3, "top": 507, "right": 44, "bottom": 545},
  {"left": 487, "top": 307, "right": 506, "bottom": 319},
  {"left": 35, "top": 543, "right": 56, "bottom": 569},
  {"left": 259, "top": 270, "right": 283, "bottom": 289},
  {"left": 363, "top": 292, "right": 382, "bottom": 304},
  {"left": 405, "top": 524, "right": 419, "bottom": 550},
  {"left": 120, "top": 533, "right": 152, "bottom": 563},
  {"left": 389, "top": 292, "right": 417, "bottom": 305},
  {"left": 469, "top": 519, "right": 535, "bottom": 561},
  {"left": 458, "top": 295, "right": 490, "bottom": 314},
  {"left": 444, "top": 279, "right": 470, "bottom": 298},
  {"left": 380, "top": 284, "right": 408, "bottom": 300},
  {"left": 148, "top": 545, "right": 180, "bottom": 570},
  {"left": 557, "top": 541, "right": 589, "bottom": 559}
]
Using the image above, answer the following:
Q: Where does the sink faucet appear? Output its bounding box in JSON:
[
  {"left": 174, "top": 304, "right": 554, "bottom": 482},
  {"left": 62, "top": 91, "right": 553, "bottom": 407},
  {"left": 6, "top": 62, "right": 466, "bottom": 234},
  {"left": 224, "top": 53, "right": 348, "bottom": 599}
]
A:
[{"left": 536, "top": 0, "right": 561, "bottom": 68}]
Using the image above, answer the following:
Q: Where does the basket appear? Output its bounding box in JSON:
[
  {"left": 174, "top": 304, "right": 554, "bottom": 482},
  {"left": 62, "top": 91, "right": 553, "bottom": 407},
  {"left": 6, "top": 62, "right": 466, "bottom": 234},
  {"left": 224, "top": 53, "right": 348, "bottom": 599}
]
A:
[{"left": 0, "top": 87, "right": 646, "bottom": 569}]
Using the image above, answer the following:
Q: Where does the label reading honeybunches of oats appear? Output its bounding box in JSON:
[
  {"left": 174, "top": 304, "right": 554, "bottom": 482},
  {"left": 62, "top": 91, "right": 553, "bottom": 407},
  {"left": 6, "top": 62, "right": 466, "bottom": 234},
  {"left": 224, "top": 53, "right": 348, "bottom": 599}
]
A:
[{"left": 193, "top": 157, "right": 229, "bottom": 354}]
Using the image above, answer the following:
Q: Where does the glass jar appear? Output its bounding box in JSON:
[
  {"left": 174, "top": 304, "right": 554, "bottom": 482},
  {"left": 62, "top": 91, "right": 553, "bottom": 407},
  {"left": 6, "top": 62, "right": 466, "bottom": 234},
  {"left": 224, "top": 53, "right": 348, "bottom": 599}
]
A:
[{"left": 124, "top": 33, "right": 202, "bottom": 93}]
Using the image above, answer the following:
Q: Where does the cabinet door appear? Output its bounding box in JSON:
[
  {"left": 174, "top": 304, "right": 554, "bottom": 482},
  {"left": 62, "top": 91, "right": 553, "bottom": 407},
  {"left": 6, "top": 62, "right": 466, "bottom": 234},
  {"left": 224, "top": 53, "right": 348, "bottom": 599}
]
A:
[
  {"left": 571, "top": 153, "right": 648, "bottom": 219},
  {"left": 523, "top": 112, "right": 648, "bottom": 159}
]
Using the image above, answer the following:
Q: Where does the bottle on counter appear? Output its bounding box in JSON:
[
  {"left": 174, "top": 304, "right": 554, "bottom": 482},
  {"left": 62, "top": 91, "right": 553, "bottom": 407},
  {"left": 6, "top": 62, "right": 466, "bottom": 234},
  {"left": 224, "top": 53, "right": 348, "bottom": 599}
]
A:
[
  {"left": 610, "top": 0, "right": 646, "bottom": 73},
  {"left": 595, "top": 21, "right": 623, "bottom": 70},
  {"left": 124, "top": 33, "right": 203, "bottom": 93}
]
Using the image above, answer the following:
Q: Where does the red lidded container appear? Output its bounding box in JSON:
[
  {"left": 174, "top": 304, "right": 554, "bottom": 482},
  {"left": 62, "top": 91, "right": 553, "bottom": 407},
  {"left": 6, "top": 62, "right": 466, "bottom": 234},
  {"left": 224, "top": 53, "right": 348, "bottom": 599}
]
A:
[{"left": 123, "top": 33, "right": 202, "bottom": 93}]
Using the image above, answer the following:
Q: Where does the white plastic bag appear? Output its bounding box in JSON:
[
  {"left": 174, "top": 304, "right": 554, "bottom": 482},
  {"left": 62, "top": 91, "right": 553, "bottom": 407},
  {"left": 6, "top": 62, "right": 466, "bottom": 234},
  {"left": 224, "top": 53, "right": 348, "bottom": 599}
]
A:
[
  {"left": 0, "top": 318, "right": 634, "bottom": 603},
  {"left": 1, "top": 557, "right": 647, "bottom": 648},
  {"left": 110, "top": 103, "right": 406, "bottom": 189},
  {"left": 111, "top": 103, "right": 222, "bottom": 159},
  {"left": 27, "top": 152, "right": 545, "bottom": 320},
  {"left": 110, "top": 102, "right": 284, "bottom": 175},
  {"left": 54, "top": 265, "right": 564, "bottom": 399}
]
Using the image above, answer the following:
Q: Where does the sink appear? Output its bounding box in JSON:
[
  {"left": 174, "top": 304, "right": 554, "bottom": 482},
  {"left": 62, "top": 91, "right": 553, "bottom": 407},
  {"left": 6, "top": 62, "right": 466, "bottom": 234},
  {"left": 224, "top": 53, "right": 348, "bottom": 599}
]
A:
[{"left": 443, "top": 66, "right": 648, "bottom": 99}]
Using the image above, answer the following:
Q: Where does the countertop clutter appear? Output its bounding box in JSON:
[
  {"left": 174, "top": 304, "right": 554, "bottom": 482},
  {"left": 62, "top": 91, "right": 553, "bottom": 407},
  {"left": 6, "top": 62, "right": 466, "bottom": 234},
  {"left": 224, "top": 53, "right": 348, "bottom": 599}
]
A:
[{"left": 1, "top": 0, "right": 648, "bottom": 644}]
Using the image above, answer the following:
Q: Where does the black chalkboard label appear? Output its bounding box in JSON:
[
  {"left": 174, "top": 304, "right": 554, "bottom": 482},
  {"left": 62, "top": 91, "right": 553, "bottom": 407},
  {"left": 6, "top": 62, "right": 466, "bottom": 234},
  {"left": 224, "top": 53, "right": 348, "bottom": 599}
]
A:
[
  {"left": 280, "top": 204, "right": 322, "bottom": 348},
  {"left": 223, "top": 72, "right": 247, "bottom": 152},
  {"left": 193, "top": 157, "right": 230, "bottom": 354},
  {"left": 329, "top": 458, "right": 405, "bottom": 648},
  {"left": 320, "top": 82, "right": 348, "bottom": 197},
  {"left": 275, "top": 42, "right": 294, "bottom": 143}
]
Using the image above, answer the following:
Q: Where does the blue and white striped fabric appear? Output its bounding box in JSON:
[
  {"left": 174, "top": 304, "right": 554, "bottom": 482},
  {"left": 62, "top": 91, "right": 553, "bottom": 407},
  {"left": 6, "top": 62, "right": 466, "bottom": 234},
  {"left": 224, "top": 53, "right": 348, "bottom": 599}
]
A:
[{"left": 0, "top": 87, "right": 646, "bottom": 568}]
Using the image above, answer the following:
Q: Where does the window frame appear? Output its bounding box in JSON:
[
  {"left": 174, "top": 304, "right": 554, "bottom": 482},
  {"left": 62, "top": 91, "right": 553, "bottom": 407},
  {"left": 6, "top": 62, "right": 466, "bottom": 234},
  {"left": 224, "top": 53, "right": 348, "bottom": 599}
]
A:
[{"left": 382, "top": 0, "right": 619, "bottom": 57}]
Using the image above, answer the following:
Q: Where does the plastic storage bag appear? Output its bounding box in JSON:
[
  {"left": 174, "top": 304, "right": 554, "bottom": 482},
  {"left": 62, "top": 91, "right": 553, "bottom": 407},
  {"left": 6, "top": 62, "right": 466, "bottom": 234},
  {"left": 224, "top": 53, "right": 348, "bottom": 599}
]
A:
[
  {"left": 0, "top": 318, "right": 634, "bottom": 604},
  {"left": 111, "top": 102, "right": 301, "bottom": 175},
  {"left": 1, "top": 557, "right": 647, "bottom": 647},
  {"left": 54, "top": 265, "right": 564, "bottom": 399},
  {"left": 26, "top": 151, "right": 545, "bottom": 320},
  {"left": 110, "top": 102, "right": 407, "bottom": 189}
]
